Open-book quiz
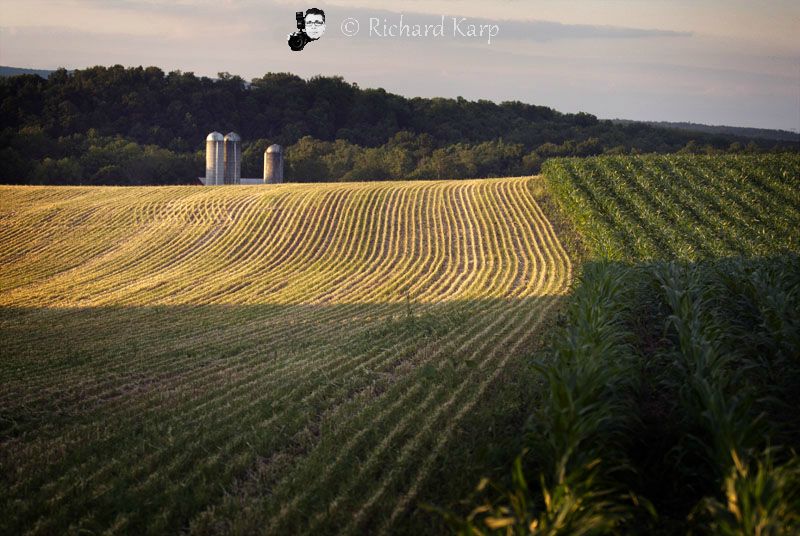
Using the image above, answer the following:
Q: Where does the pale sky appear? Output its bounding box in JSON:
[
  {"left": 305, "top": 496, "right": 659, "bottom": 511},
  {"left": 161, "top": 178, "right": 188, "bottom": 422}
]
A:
[{"left": 1, "top": 0, "right": 798, "bottom": 131}]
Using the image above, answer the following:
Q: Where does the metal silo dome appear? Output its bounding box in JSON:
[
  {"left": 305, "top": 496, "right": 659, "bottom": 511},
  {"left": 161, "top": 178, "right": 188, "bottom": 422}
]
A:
[{"left": 206, "top": 132, "right": 224, "bottom": 141}]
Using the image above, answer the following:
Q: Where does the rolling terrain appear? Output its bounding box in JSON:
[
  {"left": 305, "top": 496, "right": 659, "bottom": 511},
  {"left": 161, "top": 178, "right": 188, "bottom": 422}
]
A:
[{"left": 0, "top": 177, "right": 572, "bottom": 534}]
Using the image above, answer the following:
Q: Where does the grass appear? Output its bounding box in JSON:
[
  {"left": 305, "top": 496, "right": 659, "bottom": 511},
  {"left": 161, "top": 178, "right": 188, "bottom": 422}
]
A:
[{"left": 0, "top": 177, "right": 572, "bottom": 535}]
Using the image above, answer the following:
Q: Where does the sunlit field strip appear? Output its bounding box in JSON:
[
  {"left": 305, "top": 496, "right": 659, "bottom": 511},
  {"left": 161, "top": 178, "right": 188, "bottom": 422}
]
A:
[
  {"left": 321, "top": 182, "right": 428, "bottom": 304},
  {"left": 320, "top": 181, "right": 433, "bottom": 302},
  {"left": 0, "top": 187, "right": 208, "bottom": 270},
  {"left": 48, "top": 192, "right": 269, "bottom": 305},
  {"left": 0, "top": 197, "right": 149, "bottom": 288},
  {"left": 97, "top": 191, "right": 307, "bottom": 305},
  {"left": 3, "top": 182, "right": 524, "bottom": 308},
  {"left": 0, "top": 192, "right": 219, "bottom": 303},
  {"left": 290, "top": 184, "right": 408, "bottom": 304},
  {"left": 0, "top": 187, "right": 120, "bottom": 250},
  {"left": 3, "top": 187, "right": 247, "bottom": 302},
  {"left": 0, "top": 176, "right": 571, "bottom": 535},
  {"left": 149, "top": 188, "right": 322, "bottom": 304},
  {"left": 148, "top": 183, "right": 382, "bottom": 299}
]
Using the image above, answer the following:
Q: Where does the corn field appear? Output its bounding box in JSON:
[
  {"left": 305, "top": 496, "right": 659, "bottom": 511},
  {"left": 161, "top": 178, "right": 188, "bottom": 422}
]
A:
[
  {"left": 544, "top": 154, "right": 800, "bottom": 261},
  {"left": 0, "top": 177, "right": 572, "bottom": 535},
  {"left": 448, "top": 154, "right": 800, "bottom": 534}
]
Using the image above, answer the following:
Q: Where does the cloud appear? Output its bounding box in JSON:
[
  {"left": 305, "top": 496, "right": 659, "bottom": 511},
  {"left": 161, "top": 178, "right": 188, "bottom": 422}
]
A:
[
  {"left": 321, "top": 7, "right": 692, "bottom": 42},
  {"left": 495, "top": 19, "right": 692, "bottom": 42},
  {"left": 72, "top": 1, "right": 690, "bottom": 43}
]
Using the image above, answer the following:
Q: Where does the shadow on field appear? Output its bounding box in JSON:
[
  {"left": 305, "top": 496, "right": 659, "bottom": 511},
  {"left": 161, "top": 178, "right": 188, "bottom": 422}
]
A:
[
  {"left": 458, "top": 254, "right": 800, "bottom": 535},
  {"left": 413, "top": 255, "right": 800, "bottom": 535},
  {"left": 0, "top": 294, "right": 567, "bottom": 535}
]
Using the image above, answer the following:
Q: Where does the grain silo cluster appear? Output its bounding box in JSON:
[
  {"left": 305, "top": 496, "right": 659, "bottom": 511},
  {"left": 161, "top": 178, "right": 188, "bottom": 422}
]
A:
[
  {"left": 201, "top": 132, "right": 283, "bottom": 185},
  {"left": 204, "top": 132, "right": 242, "bottom": 184}
]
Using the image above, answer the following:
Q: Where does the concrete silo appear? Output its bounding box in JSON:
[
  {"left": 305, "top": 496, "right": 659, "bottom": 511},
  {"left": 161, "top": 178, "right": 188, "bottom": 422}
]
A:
[
  {"left": 224, "top": 132, "right": 242, "bottom": 184},
  {"left": 205, "top": 132, "right": 224, "bottom": 185},
  {"left": 263, "top": 144, "right": 284, "bottom": 184}
]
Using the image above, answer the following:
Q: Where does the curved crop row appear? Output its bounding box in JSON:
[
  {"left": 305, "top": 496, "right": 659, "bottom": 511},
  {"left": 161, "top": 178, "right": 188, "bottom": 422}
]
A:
[{"left": 0, "top": 177, "right": 571, "bottom": 535}]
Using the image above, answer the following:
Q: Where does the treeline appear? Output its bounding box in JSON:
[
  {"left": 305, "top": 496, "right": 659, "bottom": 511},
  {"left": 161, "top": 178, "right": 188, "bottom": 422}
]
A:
[
  {"left": 0, "top": 128, "right": 197, "bottom": 185},
  {"left": 614, "top": 119, "right": 800, "bottom": 143},
  {"left": 1, "top": 65, "right": 797, "bottom": 184}
]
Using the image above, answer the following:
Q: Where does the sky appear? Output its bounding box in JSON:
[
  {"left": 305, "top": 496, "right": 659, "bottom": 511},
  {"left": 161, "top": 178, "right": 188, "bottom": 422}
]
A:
[{"left": 0, "top": 0, "right": 798, "bottom": 131}]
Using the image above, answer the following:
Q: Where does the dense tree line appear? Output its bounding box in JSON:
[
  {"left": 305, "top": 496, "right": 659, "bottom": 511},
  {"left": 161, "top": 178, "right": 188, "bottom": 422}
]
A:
[
  {"left": 613, "top": 119, "right": 800, "bottom": 142},
  {"left": 1, "top": 65, "right": 796, "bottom": 184}
]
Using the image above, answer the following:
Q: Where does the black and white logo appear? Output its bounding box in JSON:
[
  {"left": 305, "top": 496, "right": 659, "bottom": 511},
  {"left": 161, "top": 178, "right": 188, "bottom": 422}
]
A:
[{"left": 288, "top": 8, "right": 326, "bottom": 51}]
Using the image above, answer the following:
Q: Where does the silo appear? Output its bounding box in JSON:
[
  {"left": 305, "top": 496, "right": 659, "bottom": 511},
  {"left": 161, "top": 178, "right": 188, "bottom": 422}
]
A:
[
  {"left": 264, "top": 144, "right": 284, "bottom": 184},
  {"left": 205, "top": 132, "right": 224, "bottom": 185},
  {"left": 223, "top": 132, "right": 242, "bottom": 184}
]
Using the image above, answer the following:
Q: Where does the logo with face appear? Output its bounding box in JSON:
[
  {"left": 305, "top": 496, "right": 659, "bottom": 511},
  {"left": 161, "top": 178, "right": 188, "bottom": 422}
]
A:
[
  {"left": 305, "top": 11, "right": 326, "bottom": 39},
  {"left": 288, "top": 8, "right": 326, "bottom": 51}
]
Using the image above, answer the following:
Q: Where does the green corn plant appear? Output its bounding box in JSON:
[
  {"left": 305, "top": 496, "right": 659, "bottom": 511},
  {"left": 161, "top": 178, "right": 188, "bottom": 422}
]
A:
[
  {"left": 692, "top": 449, "right": 800, "bottom": 536},
  {"left": 654, "top": 262, "right": 759, "bottom": 475},
  {"left": 654, "top": 259, "right": 800, "bottom": 535},
  {"left": 426, "top": 453, "right": 637, "bottom": 536}
]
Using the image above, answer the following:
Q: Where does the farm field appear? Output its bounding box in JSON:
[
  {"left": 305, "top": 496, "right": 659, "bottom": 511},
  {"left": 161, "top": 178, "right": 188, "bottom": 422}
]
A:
[
  {"left": 0, "top": 177, "right": 572, "bottom": 535},
  {"left": 449, "top": 154, "right": 800, "bottom": 533},
  {"left": 544, "top": 153, "right": 800, "bottom": 260}
]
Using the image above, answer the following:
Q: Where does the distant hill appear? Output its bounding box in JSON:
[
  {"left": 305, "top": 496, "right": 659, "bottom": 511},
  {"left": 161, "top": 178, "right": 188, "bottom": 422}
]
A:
[
  {"left": 612, "top": 119, "right": 799, "bottom": 143},
  {"left": 0, "top": 66, "right": 57, "bottom": 78},
  {"left": 1, "top": 65, "right": 798, "bottom": 185}
]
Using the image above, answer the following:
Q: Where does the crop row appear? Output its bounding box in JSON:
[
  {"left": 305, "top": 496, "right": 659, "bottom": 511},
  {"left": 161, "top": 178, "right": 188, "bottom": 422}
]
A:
[
  {"left": 0, "top": 177, "right": 571, "bottom": 535},
  {"left": 543, "top": 154, "right": 800, "bottom": 261}
]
